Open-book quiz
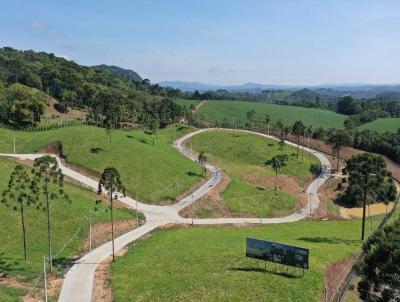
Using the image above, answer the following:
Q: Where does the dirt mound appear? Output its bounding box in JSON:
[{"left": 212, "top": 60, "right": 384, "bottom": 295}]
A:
[{"left": 36, "top": 140, "right": 63, "bottom": 156}]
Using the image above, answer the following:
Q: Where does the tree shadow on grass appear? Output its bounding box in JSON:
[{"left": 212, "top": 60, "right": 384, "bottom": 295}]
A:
[
  {"left": 90, "top": 147, "right": 104, "bottom": 154},
  {"left": 0, "top": 252, "right": 23, "bottom": 275},
  {"left": 297, "top": 237, "right": 360, "bottom": 245},
  {"left": 229, "top": 267, "right": 301, "bottom": 279},
  {"left": 186, "top": 171, "right": 203, "bottom": 177}
]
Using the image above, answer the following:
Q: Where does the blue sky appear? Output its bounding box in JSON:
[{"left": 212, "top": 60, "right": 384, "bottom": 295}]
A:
[{"left": 1, "top": 0, "right": 400, "bottom": 85}]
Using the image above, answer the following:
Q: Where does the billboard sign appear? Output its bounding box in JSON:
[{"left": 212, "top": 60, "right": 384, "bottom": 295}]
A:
[{"left": 246, "top": 237, "right": 309, "bottom": 269}]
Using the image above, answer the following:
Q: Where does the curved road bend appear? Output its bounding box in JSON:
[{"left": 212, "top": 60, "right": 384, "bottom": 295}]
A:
[{"left": 0, "top": 128, "right": 331, "bottom": 302}]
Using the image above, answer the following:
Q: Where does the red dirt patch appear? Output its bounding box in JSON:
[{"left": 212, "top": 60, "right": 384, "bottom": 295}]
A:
[
  {"left": 83, "top": 220, "right": 140, "bottom": 252},
  {"left": 324, "top": 255, "right": 358, "bottom": 299}
]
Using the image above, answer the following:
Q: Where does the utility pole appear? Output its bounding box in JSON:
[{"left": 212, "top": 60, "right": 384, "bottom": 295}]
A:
[
  {"left": 43, "top": 256, "right": 48, "bottom": 302},
  {"left": 136, "top": 199, "right": 139, "bottom": 228},
  {"left": 89, "top": 209, "right": 92, "bottom": 252}
]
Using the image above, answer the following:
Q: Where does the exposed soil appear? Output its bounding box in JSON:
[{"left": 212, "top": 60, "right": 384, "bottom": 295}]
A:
[
  {"left": 44, "top": 98, "right": 87, "bottom": 121},
  {"left": 91, "top": 247, "right": 127, "bottom": 302},
  {"left": 324, "top": 255, "right": 359, "bottom": 298},
  {"left": 282, "top": 132, "right": 400, "bottom": 182},
  {"left": 316, "top": 177, "right": 345, "bottom": 220},
  {"left": 340, "top": 202, "right": 396, "bottom": 219},
  {"left": 180, "top": 174, "right": 241, "bottom": 218},
  {"left": 83, "top": 220, "right": 140, "bottom": 252}
]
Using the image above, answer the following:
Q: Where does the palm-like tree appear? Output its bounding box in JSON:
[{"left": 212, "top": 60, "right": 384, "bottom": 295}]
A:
[
  {"left": 105, "top": 119, "right": 114, "bottom": 151},
  {"left": 198, "top": 151, "right": 208, "bottom": 177},
  {"left": 265, "top": 114, "right": 271, "bottom": 135},
  {"left": 97, "top": 167, "right": 125, "bottom": 261},
  {"left": 328, "top": 129, "right": 353, "bottom": 171},
  {"left": 292, "top": 121, "right": 305, "bottom": 159},
  {"left": 31, "top": 156, "right": 69, "bottom": 270},
  {"left": 266, "top": 154, "right": 288, "bottom": 190},
  {"left": 1, "top": 165, "right": 36, "bottom": 260}
]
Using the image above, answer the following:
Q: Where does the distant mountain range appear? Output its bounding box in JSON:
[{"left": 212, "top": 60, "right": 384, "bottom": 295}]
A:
[{"left": 159, "top": 80, "right": 400, "bottom": 98}]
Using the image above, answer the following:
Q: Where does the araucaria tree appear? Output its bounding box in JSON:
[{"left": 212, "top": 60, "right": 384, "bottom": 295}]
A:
[
  {"left": 1, "top": 165, "right": 36, "bottom": 260},
  {"left": 246, "top": 109, "right": 256, "bottom": 127},
  {"left": 198, "top": 151, "right": 208, "bottom": 177},
  {"left": 341, "top": 154, "right": 396, "bottom": 240},
  {"left": 31, "top": 156, "right": 69, "bottom": 270},
  {"left": 266, "top": 154, "right": 288, "bottom": 190},
  {"left": 291, "top": 121, "right": 305, "bottom": 159},
  {"left": 97, "top": 167, "right": 125, "bottom": 261},
  {"left": 265, "top": 114, "right": 271, "bottom": 135},
  {"left": 328, "top": 129, "right": 353, "bottom": 171},
  {"left": 357, "top": 218, "right": 400, "bottom": 301},
  {"left": 105, "top": 119, "right": 114, "bottom": 151}
]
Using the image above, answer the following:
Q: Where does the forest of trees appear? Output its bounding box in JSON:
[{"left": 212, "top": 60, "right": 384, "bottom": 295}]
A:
[{"left": 0, "top": 47, "right": 187, "bottom": 128}]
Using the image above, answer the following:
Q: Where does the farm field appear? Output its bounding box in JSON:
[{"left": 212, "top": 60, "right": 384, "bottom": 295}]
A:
[
  {"left": 0, "top": 157, "right": 135, "bottom": 300},
  {"left": 357, "top": 118, "right": 400, "bottom": 133},
  {"left": 196, "top": 100, "right": 347, "bottom": 128},
  {"left": 0, "top": 125, "right": 202, "bottom": 204},
  {"left": 111, "top": 219, "right": 367, "bottom": 302},
  {"left": 174, "top": 98, "right": 200, "bottom": 109},
  {"left": 186, "top": 130, "right": 318, "bottom": 217}
]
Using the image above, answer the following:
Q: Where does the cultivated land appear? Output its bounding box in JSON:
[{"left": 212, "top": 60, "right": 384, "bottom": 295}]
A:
[
  {"left": 0, "top": 157, "right": 134, "bottom": 299},
  {"left": 196, "top": 100, "right": 347, "bottom": 128},
  {"left": 357, "top": 117, "right": 400, "bottom": 133},
  {"left": 111, "top": 219, "right": 366, "bottom": 302},
  {"left": 0, "top": 125, "right": 202, "bottom": 203},
  {"left": 174, "top": 98, "right": 200, "bottom": 108},
  {"left": 187, "top": 130, "right": 318, "bottom": 217}
]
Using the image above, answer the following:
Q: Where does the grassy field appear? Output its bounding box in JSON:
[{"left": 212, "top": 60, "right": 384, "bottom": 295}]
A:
[
  {"left": 188, "top": 130, "right": 318, "bottom": 216},
  {"left": 0, "top": 125, "right": 202, "bottom": 203},
  {"left": 357, "top": 118, "right": 400, "bottom": 133},
  {"left": 174, "top": 98, "right": 200, "bottom": 109},
  {"left": 0, "top": 284, "right": 27, "bottom": 302},
  {"left": 0, "top": 158, "right": 134, "bottom": 299},
  {"left": 197, "top": 100, "right": 347, "bottom": 128},
  {"left": 111, "top": 219, "right": 367, "bottom": 302}
]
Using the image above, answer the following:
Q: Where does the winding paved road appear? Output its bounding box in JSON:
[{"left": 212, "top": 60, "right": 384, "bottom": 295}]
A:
[{"left": 0, "top": 128, "right": 331, "bottom": 302}]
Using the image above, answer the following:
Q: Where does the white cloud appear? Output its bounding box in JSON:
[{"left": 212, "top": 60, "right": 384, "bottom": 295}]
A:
[
  {"left": 208, "top": 66, "right": 236, "bottom": 74},
  {"left": 31, "top": 20, "right": 44, "bottom": 29}
]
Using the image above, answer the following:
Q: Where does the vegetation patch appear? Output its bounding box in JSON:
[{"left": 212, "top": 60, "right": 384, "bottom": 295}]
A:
[
  {"left": 0, "top": 158, "right": 134, "bottom": 300},
  {"left": 187, "top": 130, "right": 318, "bottom": 217},
  {"left": 197, "top": 100, "right": 347, "bottom": 128},
  {"left": 357, "top": 117, "right": 400, "bottom": 133},
  {"left": 111, "top": 219, "right": 367, "bottom": 302},
  {"left": 0, "top": 125, "right": 202, "bottom": 203}
]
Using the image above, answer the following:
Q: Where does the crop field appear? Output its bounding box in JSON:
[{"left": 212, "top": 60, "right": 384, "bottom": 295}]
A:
[
  {"left": 0, "top": 157, "right": 134, "bottom": 299},
  {"left": 0, "top": 125, "right": 202, "bottom": 204},
  {"left": 174, "top": 98, "right": 200, "bottom": 109},
  {"left": 187, "top": 130, "right": 318, "bottom": 217},
  {"left": 196, "top": 100, "right": 347, "bottom": 128},
  {"left": 357, "top": 118, "right": 400, "bottom": 133},
  {"left": 111, "top": 219, "right": 367, "bottom": 302}
]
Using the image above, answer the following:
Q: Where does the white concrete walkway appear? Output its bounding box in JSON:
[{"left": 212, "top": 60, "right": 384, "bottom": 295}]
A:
[{"left": 0, "top": 128, "right": 331, "bottom": 302}]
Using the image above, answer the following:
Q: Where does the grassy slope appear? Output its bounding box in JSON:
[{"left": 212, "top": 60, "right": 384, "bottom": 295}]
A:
[
  {"left": 197, "top": 100, "right": 347, "bottom": 128},
  {"left": 357, "top": 118, "right": 400, "bottom": 133},
  {"left": 0, "top": 157, "right": 133, "bottom": 284},
  {"left": 174, "top": 98, "right": 200, "bottom": 108},
  {"left": 189, "top": 130, "right": 318, "bottom": 216},
  {"left": 0, "top": 125, "right": 202, "bottom": 203},
  {"left": 112, "top": 219, "right": 365, "bottom": 302}
]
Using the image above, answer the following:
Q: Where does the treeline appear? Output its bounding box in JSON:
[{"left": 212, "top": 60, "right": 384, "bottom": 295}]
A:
[{"left": 0, "top": 47, "right": 187, "bottom": 128}]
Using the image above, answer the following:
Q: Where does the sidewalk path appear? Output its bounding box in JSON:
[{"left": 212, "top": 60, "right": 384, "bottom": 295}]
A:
[{"left": 0, "top": 128, "right": 331, "bottom": 302}]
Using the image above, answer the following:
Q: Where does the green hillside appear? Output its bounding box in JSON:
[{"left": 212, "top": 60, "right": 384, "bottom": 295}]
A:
[
  {"left": 0, "top": 125, "right": 201, "bottom": 204},
  {"left": 197, "top": 100, "right": 347, "bottom": 128},
  {"left": 112, "top": 219, "right": 368, "bottom": 302},
  {"left": 357, "top": 118, "right": 400, "bottom": 133}
]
